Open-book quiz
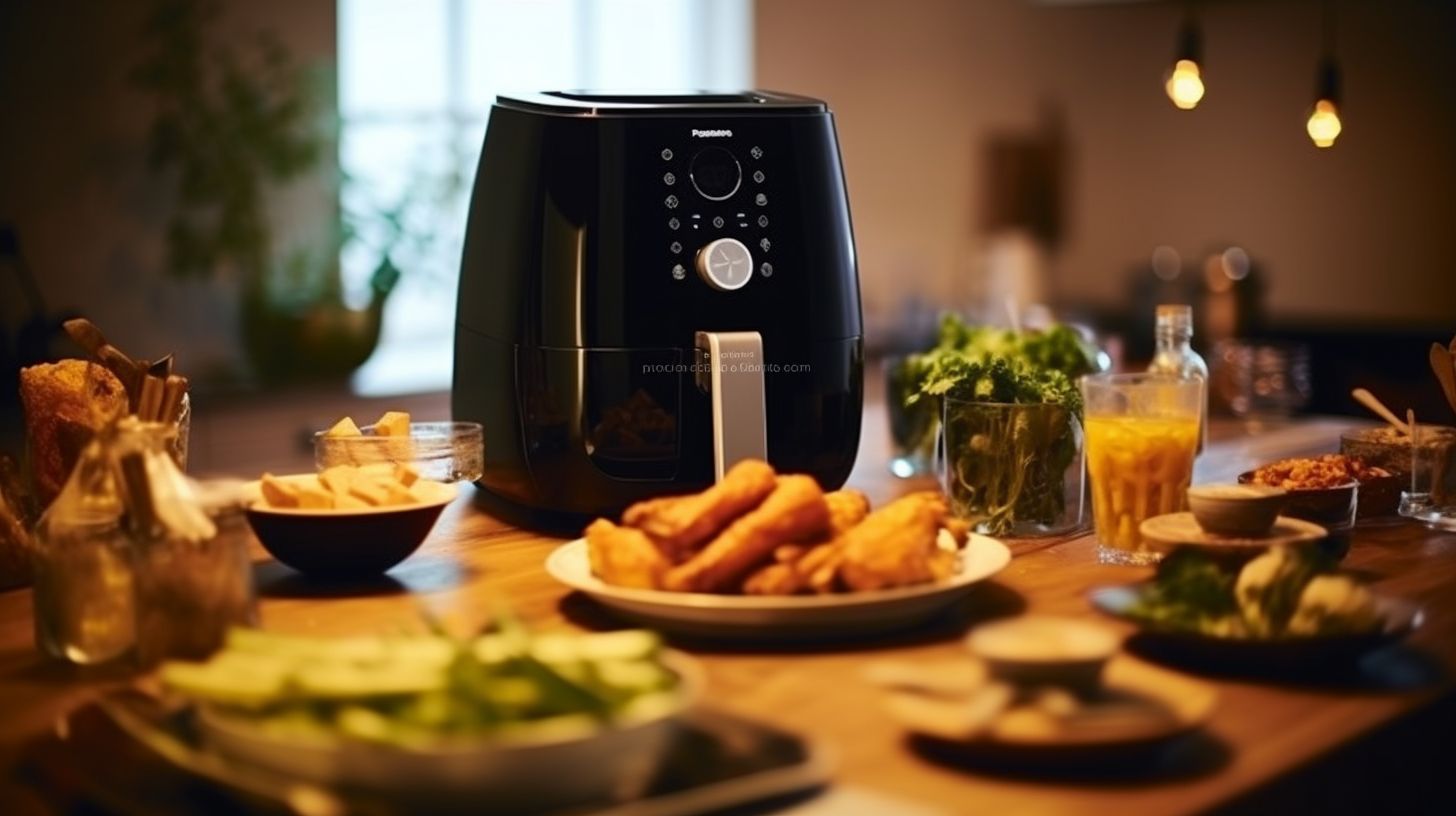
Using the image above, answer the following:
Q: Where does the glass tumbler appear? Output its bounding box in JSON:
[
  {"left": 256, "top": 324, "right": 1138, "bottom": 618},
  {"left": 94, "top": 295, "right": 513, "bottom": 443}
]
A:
[
  {"left": 1083, "top": 374, "right": 1203, "bottom": 565},
  {"left": 885, "top": 355, "right": 937, "bottom": 478},
  {"left": 941, "top": 398, "right": 1085, "bottom": 536}
]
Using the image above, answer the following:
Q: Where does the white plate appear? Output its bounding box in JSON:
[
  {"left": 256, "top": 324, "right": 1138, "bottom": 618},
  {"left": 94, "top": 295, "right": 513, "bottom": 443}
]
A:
[{"left": 545, "top": 535, "right": 1012, "bottom": 639}]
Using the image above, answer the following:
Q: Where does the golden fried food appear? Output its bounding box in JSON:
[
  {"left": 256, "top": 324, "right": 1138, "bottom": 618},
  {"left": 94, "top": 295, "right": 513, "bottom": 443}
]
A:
[
  {"left": 824, "top": 488, "right": 870, "bottom": 535},
  {"left": 742, "top": 561, "right": 806, "bottom": 595},
  {"left": 773, "top": 543, "right": 808, "bottom": 563},
  {"left": 622, "top": 459, "right": 776, "bottom": 558},
  {"left": 20, "top": 360, "right": 129, "bottom": 507},
  {"left": 839, "top": 492, "right": 950, "bottom": 592},
  {"left": 943, "top": 516, "right": 972, "bottom": 548},
  {"left": 586, "top": 519, "right": 670, "bottom": 589},
  {"left": 664, "top": 475, "right": 829, "bottom": 593}
]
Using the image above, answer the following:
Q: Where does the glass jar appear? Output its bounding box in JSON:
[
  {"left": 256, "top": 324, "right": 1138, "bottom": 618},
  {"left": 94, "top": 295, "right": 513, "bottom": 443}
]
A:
[
  {"left": 32, "top": 433, "right": 135, "bottom": 665},
  {"left": 940, "top": 398, "right": 1085, "bottom": 536},
  {"left": 885, "top": 355, "right": 939, "bottom": 479},
  {"left": 120, "top": 433, "right": 255, "bottom": 667}
]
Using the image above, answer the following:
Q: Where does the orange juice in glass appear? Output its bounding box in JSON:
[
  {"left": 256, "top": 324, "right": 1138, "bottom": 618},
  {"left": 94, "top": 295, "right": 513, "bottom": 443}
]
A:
[{"left": 1082, "top": 374, "right": 1202, "bottom": 565}]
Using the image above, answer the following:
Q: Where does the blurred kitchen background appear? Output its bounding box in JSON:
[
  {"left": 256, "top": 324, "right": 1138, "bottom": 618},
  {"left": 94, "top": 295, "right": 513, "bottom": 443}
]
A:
[{"left": 2, "top": 0, "right": 1454, "bottom": 471}]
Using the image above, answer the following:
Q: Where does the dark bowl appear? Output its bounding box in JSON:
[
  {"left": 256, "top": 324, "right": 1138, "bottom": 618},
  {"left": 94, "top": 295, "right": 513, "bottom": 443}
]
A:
[
  {"left": 1238, "top": 472, "right": 1357, "bottom": 531},
  {"left": 1353, "top": 473, "right": 1402, "bottom": 519},
  {"left": 243, "top": 476, "right": 457, "bottom": 578}
]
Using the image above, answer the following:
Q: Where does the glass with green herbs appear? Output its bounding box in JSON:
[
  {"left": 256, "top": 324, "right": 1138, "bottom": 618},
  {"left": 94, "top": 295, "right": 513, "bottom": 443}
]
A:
[
  {"left": 886, "top": 354, "right": 939, "bottom": 478},
  {"left": 941, "top": 397, "right": 1085, "bottom": 536}
]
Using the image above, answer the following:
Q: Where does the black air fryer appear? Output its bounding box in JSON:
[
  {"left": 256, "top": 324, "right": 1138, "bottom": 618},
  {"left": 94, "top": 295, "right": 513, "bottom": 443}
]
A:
[{"left": 453, "top": 91, "right": 862, "bottom": 515}]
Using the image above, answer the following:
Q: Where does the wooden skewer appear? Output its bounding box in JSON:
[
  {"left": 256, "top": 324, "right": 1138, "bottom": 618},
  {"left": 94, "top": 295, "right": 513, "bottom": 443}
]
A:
[
  {"left": 159, "top": 375, "right": 188, "bottom": 424},
  {"left": 1409, "top": 409, "right": 1419, "bottom": 448},
  {"left": 1351, "top": 388, "right": 1410, "bottom": 435},
  {"left": 138, "top": 374, "right": 164, "bottom": 422}
]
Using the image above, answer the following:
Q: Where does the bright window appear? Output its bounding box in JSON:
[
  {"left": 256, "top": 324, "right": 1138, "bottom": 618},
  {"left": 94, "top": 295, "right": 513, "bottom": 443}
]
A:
[{"left": 338, "top": 0, "right": 754, "bottom": 395}]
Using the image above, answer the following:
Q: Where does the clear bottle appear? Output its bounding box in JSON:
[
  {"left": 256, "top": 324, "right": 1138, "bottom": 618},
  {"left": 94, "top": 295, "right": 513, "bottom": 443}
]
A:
[{"left": 1147, "top": 304, "right": 1209, "bottom": 451}]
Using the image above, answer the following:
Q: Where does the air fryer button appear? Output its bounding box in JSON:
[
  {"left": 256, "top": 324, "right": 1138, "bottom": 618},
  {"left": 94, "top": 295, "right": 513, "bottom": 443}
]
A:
[
  {"left": 753, "top": 169, "right": 765, "bottom": 183},
  {"left": 689, "top": 147, "right": 742, "bottom": 201},
  {"left": 759, "top": 237, "right": 771, "bottom": 253},
  {"left": 750, "top": 145, "right": 763, "bottom": 160},
  {"left": 668, "top": 217, "right": 680, "bottom": 230},
  {"left": 661, "top": 148, "right": 673, "bottom": 161},
  {"left": 665, "top": 194, "right": 679, "bottom": 209},
  {"left": 757, "top": 214, "right": 769, "bottom": 228},
  {"left": 663, "top": 171, "right": 676, "bottom": 185},
  {"left": 695, "top": 237, "right": 754, "bottom": 291},
  {"left": 712, "top": 216, "right": 725, "bottom": 229},
  {"left": 754, "top": 192, "right": 768, "bottom": 206},
  {"left": 760, "top": 262, "right": 774, "bottom": 278},
  {"left": 671, "top": 263, "right": 686, "bottom": 280},
  {"left": 669, "top": 241, "right": 683, "bottom": 254}
]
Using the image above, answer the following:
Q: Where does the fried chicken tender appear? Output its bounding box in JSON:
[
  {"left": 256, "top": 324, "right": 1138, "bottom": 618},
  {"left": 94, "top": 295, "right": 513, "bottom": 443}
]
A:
[
  {"left": 664, "top": 475, "right": 830, "bottom": 593},
  {"left": 824, "top": 489, "right": 870, "bottom": 535},
  {"left": 585, "top": 519, "right": 670, "bottom": 589},
  {"left": 797, "top": 540, "right": 846, "bottom": 593},
  {"left": 838, "top": 492, "right": 950, "bottom": 592},
  {"left": 622, "top": 459, "right": 776, "bottom": 559},
  {"left": 742, "top": 561, "right": 805, "bottom": 595}
]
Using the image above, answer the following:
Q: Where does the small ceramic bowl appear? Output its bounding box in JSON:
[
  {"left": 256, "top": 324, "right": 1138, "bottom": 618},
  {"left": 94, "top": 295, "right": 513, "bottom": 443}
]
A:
[
  {"left": 242, "top": 474, "right": 457, "bottom": 578},
  {"left": 1186, "top": 483, "right": 1287, "bottom": 536},
  {"left": 967, "top": 616, "right": 1122, "bottom": 694},
  {"left": 1238, "top": 472, "right": 1357, "bottom": 530},
  {"left": 314, "top": 421, "right": 484, "bottom": 483}
]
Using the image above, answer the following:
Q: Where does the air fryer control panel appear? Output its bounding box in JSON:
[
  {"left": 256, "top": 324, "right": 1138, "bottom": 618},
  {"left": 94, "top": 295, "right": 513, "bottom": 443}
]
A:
[{"left": 657, "top": 132, "right": 777, "bottom": 290}]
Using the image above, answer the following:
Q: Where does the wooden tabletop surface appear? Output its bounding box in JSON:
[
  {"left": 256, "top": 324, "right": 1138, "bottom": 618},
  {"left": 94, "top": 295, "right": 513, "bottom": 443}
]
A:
[{"left": 3, "top": 397, "right": 1456, "bottom": 815}]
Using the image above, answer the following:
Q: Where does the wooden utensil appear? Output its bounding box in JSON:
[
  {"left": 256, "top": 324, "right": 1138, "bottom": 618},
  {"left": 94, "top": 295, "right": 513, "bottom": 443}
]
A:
[
  {"left": 1351, "top": 388, "right": 1410, "bottom": 435},
  {"left": 159, "top": 375, "right": 188, "bottom": 424},
  {"left": 1431, "top": 343, "right": 1456, "bottom": 416},
  {"left": 138, "top": 375, "right": 164, "bottom": 422}
]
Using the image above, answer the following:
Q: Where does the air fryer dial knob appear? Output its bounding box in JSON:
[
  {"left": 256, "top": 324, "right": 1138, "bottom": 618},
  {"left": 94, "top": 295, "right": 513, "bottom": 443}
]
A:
[{"left": 695, "top": 237, "right": 754, "bottom": 291}]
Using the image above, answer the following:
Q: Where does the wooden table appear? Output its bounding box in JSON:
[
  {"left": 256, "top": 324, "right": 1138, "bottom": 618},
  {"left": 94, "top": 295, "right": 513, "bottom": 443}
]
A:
[{"left": 3, "top": 400, "right": 1456, "bottom": 814}]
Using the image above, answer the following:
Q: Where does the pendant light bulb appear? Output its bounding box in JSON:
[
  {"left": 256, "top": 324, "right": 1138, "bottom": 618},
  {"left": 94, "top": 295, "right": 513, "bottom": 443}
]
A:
[
  {"left": 1306, "top": 99, "right": 1341, "bottom": 148},
  {"left": 1306, "top": 56, "right": 1342, "bottom": 148},
  {"left": 1166, "top": 59, "right": 1205, "bottom": 110},
  {"left": 1165, "top": 18, "right": 1205, "bottom": 110}
]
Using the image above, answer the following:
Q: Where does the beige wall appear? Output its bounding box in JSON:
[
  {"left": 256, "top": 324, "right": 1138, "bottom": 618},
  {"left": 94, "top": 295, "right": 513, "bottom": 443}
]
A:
[
  {"left": 756, "top": 0, "right": 1456, "bottom": 329},
  {"left": 0, "top": 0, "right": 336, "bottom": 380}
]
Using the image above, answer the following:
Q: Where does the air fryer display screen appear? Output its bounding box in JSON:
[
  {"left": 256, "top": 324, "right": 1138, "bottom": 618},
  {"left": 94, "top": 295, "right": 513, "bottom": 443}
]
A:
[{"left": 690, "top": 147, "right": 742, "bottom": 200}]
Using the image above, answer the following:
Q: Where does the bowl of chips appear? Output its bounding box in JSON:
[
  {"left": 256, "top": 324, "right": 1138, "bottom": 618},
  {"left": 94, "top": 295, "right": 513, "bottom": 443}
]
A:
[{"left": 243, "top": 465, "right": 458, "bottom": 577}]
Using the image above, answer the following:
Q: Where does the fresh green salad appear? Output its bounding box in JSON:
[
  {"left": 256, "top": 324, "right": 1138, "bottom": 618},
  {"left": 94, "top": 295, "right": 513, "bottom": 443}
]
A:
[
  {"left": 161, "top": 625, "right": 684, "bottom": 746},
  {"left": 892, "top": 314, "right": 1101, "bottom": 534},
  {"left": 1129, "top": 547, "right": 1383, "bottom": 639}
]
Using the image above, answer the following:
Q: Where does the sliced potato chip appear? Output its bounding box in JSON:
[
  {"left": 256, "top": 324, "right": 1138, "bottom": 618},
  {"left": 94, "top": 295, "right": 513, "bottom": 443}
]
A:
[
  {"left": 260, "top": 473, "right": 299, "bottom": 508},
  {"left": 374, "top": 411, "right": 410, "bottom": 436},
  {"left": 325, "top": 416, "right": 362, "bottom": 437}
]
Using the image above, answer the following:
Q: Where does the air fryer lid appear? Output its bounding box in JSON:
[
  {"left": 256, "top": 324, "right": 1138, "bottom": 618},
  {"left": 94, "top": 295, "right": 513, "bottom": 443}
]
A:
[{"left": 497, "top": 90, "right": 828, "bottom": 116}]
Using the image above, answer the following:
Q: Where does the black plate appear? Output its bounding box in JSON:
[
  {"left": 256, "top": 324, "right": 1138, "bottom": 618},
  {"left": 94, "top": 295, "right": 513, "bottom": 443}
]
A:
[{"left": 1089, "top": 583, "right": 1423, "bottom": 671}]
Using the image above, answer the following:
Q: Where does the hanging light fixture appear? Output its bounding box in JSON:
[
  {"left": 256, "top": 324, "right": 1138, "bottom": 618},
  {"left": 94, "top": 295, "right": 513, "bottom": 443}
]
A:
[
  {"left": 1164, "top": 10, "right": 1205, "bottom": 110},
  {"left": 1306, "top": 1, "right": 1342, "bottom": 148}
]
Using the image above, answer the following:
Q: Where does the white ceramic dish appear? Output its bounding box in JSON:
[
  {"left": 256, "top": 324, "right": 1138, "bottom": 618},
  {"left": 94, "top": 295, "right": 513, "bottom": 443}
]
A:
[
  {"left": 196, "top": 652, "right": 701, "bottom": 810},
  {"left": 881, "top": 655, "right": 1217, "bottom": 758},
  {"left": 967, "top": 616, "right": 1122, "bottom": 693},
  {"left": 545, "top": 534, "right": 1012, "bottom": 639}
]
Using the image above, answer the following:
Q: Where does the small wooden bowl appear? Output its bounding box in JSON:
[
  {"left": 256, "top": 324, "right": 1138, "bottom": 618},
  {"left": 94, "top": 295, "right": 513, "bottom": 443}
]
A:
[
  {"left": 1186, "top": 483, "right": 1287, "bottom": 537},
  {"left": 242, "top": 475, "right": 457, "bottom": 578}
]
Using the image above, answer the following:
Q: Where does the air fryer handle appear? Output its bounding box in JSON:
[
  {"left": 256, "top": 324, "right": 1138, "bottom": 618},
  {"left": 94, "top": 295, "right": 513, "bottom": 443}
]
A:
[{"left": 694, "top": 331, "right": 768, "bottom": 481}]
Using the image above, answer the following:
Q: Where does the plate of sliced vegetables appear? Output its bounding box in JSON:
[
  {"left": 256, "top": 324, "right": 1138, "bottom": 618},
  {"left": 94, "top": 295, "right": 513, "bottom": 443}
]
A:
[
  {"left": 1090, "top": 546, "right": 1422, "bottom": 668},
  {"left": 161, "top": 626, "right": 699, "bottom": 809}
]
